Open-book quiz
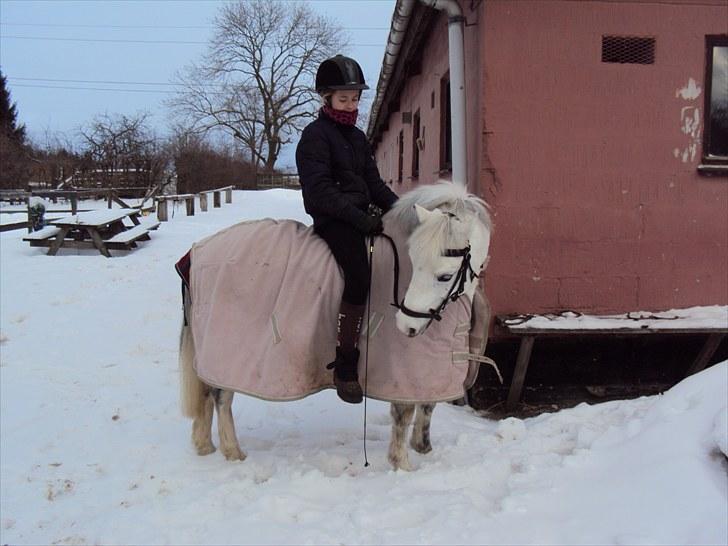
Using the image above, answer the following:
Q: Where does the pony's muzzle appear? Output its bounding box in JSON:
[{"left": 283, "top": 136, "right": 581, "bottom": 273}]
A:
[{"left": 395, "top": 311, "right": 427, "bottom": 337}]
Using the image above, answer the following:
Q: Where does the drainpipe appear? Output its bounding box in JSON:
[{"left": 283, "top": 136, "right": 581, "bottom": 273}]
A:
[{"left": 419, "top": 0, "right": 467, "bottom": 187}]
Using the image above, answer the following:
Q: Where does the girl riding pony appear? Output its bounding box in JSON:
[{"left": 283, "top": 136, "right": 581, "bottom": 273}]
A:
[{"left": 296, "top": 55, "right": 399, "bottom": 404}]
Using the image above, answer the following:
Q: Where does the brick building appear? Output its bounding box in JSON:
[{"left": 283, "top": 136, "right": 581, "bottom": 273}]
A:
[{"left": 367, "top": 0, "right": 727, "bottom": 323}]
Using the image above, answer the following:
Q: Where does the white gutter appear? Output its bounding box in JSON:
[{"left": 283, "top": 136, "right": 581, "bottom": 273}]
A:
[
  {"left": 419, "top": 0, "right": 467, "bottom": 187},
  {"left": 367, "top": 0, "right": 416, "bottom": 139},
  {"left": 367, "top": 0, "right": 468, "bottom": 187}
]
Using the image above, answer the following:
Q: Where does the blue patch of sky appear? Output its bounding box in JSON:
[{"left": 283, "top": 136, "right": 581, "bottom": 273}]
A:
[{"left": 0, "top": 0, "right": 395, "bottom": 170}]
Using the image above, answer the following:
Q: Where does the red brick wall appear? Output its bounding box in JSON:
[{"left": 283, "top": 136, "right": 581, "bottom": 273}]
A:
[
  {"left": 481, "top": 0, "right": 728, "bottom": 314},
  {"left": 373, "top": 0, "right": 728, "bottom": 317}
]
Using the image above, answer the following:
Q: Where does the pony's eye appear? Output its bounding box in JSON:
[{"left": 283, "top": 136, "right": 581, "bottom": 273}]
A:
[{"left": 437, "top": 273, "right": 453, "bottom": 282}]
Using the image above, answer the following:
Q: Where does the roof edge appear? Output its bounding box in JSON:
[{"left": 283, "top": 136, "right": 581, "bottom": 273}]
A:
[{"left": 365, "top": 0, "right": 417, "bottom": 141}]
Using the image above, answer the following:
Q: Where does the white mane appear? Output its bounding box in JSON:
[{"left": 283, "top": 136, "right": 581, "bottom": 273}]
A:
[{"left": 386, "top": 181, "right": 493, "bottom": 236}]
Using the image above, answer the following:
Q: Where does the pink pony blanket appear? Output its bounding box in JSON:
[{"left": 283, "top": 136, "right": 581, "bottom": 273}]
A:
[{"left": 179, "top": 218, "right": 490, "bottom": 403}]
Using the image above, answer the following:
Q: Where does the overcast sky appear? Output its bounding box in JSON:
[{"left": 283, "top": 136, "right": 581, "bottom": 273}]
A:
[{"left": 0, "top": 0, "right": 396, "bottom": 170}]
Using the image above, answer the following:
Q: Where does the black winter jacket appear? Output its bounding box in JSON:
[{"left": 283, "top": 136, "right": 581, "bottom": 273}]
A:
[{"left": 295, "top": 111, "right": 398, "bottom": 231}]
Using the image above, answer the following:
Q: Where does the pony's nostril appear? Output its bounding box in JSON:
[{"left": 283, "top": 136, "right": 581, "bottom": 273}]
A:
[{"left": 408, "top": 328, "right": 417, "bottom": 337}]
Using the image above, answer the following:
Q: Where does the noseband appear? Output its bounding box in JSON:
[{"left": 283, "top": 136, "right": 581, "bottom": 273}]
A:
[{"left": 379, "top": 234, "right": 479, "bottom": 326}]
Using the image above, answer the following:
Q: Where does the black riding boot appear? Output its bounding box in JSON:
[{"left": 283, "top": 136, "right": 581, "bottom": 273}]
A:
[
  {"left": 327, "top": 302, "right": 365, "bottom": 404},
  {"left": 327, "top": 347, "right": 363, "bottom": 404}
]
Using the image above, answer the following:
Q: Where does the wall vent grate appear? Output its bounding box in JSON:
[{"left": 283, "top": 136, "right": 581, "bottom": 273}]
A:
[{"left": 602, "top": 36, "right": 655, "bottom": 64}]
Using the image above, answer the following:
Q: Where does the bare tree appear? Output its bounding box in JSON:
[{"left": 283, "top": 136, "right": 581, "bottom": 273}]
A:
[
  {"left": 169, "top": 0, "right": 346, "bottom": 172},
  {"left": 28, "top": 130, "right": 83, "bottom": 188},
  {"left": 170, "top": 129, "right": 257, "bottom": 193},
  {"left": 78, "top": 112, "right": 170, "bottom": 190}
]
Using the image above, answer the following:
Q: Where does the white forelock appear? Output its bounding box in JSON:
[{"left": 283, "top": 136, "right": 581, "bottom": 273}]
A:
[{"left": 386, "top": 181, "right": 493, "bottom": 237}]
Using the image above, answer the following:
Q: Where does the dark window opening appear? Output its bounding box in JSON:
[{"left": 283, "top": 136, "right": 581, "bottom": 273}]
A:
[
  {"left": 601, "top": 36, "right": 655, "bottom": 65},
  {"left": 397, "top": 130, "right": 404, "bottom": 183},
  {"left": 440, "top": 75, "right": 452, "bottom": 172},
  {"left": 412, "top": 109, "right": 421, "bottom": 179},
  {"left": 703, "top": 35, "right": 728, "bottom": 163}
]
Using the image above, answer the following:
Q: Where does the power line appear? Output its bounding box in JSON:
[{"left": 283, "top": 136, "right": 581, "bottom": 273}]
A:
[
  {"left": 12, "top": 82, "right": 229, "bottom": 95},
  {"left": 0, "top": 23, "right": 214, "bottom": 30},
  {"left": 0, "top": 22, "right": 389, "bottom": 30},
  {"left": 1, "top": 35, "right": 385, "bottom": 46},
  {"left": 9, "top": 82, "right": 320, "bottom": 96},
  {"left": 11, "top": 76, "right": 217, "bottom": 87},
  {"left": 11, "top": 83, "right": 180, "bottom": 94},
  {"left": 10, "top": 77, "right": 228, "bottom": 94},
  {"left": 1, "top": 22, "right": 210, "bottom": 30},
  {"left": 0, "top": 0, "right": 394, "bottom": 2},
  {"left": 2, "top": 35, "right": 207, "bottom": 45}
]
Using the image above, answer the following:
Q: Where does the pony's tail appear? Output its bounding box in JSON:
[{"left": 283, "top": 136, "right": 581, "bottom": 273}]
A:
[{"left": 179, "top": 296, "right": 206, "bottom": 419}]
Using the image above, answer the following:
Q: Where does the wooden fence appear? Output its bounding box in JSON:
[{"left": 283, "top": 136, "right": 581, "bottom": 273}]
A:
[
  {"left": 252, "top": 173, "right": 299, "bottom": 189},
  {"left": 155, "top": 186, "right": 234, "bottom": 222},
  {"left": 0, "top": 188, "right": 158, "bottom": 232}
]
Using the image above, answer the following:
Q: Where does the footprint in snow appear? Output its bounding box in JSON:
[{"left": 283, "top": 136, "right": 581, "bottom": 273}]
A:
[{"left": 46, "top": 479, "right": 75, "bottom": 501}]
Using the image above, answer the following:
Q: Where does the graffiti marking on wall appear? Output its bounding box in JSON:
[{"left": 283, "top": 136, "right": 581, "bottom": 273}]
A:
[
  {"left": 675, "top": 77, "right": 702, "bottom": 100},
  {"left": 674, "top": 78, "right": 702, "bottom": 163},
  {"left": 675, "top": 106, "right": 701, "bottom": 163}
]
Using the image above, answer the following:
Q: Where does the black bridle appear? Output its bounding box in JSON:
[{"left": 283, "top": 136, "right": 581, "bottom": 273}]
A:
[{"left": 379, "top": 233, "right": 479, "bottom": 325}]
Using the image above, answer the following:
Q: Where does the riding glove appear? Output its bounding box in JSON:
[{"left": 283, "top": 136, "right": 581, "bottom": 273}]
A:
[{"left": 360, "top": 215, "right": 384, "bottom": 235}]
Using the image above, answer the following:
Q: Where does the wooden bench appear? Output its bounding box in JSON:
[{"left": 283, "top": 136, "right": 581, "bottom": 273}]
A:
[
  {"left": 496, "top": 310, "right": 728, "bottom": 411},
  {"left": 22, "top": 226, "right": 62, "bottom": 247},
  {"left": 105, "top": 224, "right": 152, "bottom": 250},
  {"left": 142, "top": 220, "right": 161, "bottom": 231}
]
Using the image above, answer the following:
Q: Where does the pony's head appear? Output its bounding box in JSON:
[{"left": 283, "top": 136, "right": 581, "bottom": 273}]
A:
[{"left": 387, "top": 182, "right": 492, "bottom": 337}]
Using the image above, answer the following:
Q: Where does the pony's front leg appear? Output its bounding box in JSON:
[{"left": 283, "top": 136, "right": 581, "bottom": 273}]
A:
[
  {"left": 213, "top": 389, "right": 246, "bottom": 461},
  {"left": 388, "top": 403, "right": 415, "bottom": 471},
  {"left": 410, "top": 403, "right": 436, "bottom": 454}
]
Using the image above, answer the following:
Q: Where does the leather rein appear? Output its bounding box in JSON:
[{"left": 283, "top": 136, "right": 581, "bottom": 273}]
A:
[{"left": 378, "top": 233, "right": 479, "bottom": 325}]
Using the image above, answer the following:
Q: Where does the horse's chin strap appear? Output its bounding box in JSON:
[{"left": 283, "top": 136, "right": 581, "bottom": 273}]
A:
[{"left": 380, "top": 234, "right": 478, "bottom": 326}]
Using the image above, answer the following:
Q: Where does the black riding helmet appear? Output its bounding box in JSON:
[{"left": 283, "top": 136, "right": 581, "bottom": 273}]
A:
[{"left": 315, "top": 55, "right": 369, "bottom": 93}]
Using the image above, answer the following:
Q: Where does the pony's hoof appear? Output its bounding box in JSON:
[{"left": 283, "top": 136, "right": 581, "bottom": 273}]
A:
[
  {"left": 196, "top": 443, "right": 216, "bottom": 456},
  {"left": 223, "top": 448, "right": 247, "bottom": 462},
  {"left": 410, "top": 440, "right": 432, "bottom": 454},
  {"left": 388, "top": 455, "right": 413, "bottom": 471}
]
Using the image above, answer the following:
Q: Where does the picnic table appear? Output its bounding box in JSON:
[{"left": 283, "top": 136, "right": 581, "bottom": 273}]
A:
[{"left": 23, "top": 208, "right": 160, "bottom": 257}]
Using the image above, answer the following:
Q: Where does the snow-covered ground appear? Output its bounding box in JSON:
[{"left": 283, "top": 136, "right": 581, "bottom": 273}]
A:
[{"left": 1, "top": 190, "right": 726, "bottom": 545}]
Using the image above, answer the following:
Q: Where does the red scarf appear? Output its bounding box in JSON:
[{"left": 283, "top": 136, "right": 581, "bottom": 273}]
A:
[{"left": 322, "top": 105, "right": 358, "bottom": 126}]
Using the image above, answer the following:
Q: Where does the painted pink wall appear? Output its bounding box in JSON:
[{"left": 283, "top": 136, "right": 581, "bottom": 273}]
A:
[
  {"left": 481, "top": 0, "right": 727, "bottom": 315},
  {"left": 373, "top": 0, "right": 727, "bottom": 318},
  {"left": 374, "top": 2, "right": 482, "bottom": 194}
]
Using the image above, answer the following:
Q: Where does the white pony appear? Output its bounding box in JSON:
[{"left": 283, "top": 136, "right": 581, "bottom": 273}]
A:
[{"left": 179, "top": 181, "right": 492, "bottom": 471}]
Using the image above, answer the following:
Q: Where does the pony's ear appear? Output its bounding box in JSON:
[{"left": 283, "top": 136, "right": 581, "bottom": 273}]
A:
[{"left": 414, "top": 203, "right": 439, "bottom": 224}]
